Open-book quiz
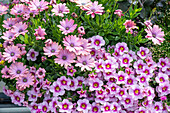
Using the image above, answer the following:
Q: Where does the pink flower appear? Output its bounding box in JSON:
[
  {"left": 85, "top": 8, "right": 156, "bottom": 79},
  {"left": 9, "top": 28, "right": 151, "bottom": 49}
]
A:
[
  {"left": 27, "top": 49, "right": 39, "bottom": 61},
  {"left": 155, "top": 73, "right": 169, "bottom": 84},
  {"left": 89, "top": 102, "right": 101, "bottom": 113},
  {"left": 152, "top": 102, "right": 163, "bottom": 113},
  {"left": 11, "top": 91, "right": 25, "bottom": 106},
  {"left": 114, "top": 9, "right": 124, "bottom": 18},
  {"left": 16, "top": 44, "right": 27, "bottom": 56},
  {"left": 78, "top": 26, "right": 85, "bottom": 35},
  {"left": 52, "top": 3, "right": 69, "bottom": 17},
  {"left": 144, "top": 20, "right": 152, "bottom": 27},
  {"left": 116, "top": 71, "right": 128, "bottom": 84},
  {"left": 77, "top": 89, "right": 87, "bottom": 98},
  {"left": 89, "top": 78, "right": 103, "bottom": 91},
  {"left": 1, "top": 66, "right": 12, "bottom": 79},
  {"left": 129, "top": 85, "right": 144, "bottom": 100},
  {"left": 101, "top": 102, "right": 113, "bottom": 112},
  {"left": 67, "top": 66, "right": 76, "bottom": 76},
  {"left": 29, "top": 0, "right": 49, "bottom": 12},
  {"left": 115, "top": 42, "right": 129, "bottom": 55},
  {"left": 120, "top": 95, "right": 134, "bottom": 108},
  {"left": 38, "top": 101, "right": 50, "bottom": 113},
  {"left": 10, "top": 4, "right": 27, "bottom": 16},
  {"left": 3, "top": 45, "right": 21, "bottom": 63},
  {"left": 34, "top": 26, "right": 47, "bottom": 40},
  {"left": 72, "top": 0, "right": 92, "bottom": 9},
  {"left": 58, "top": 99, "right": 73, "bottom": 113},
  {"left": 57, "top": 76, "right": 71, "bottom": 89},
  {"left": 77, "top": 38, "right": 92, "bottom": 55},
  {"left": 57, "top": 18, "right": 77, "bottom": 35},
  {"left": 1, "top": 31, "right": 16, "bottom": 41},
  {"left": 123, "top": 20, "right": 138, "bottom": 34},
  {"left": 11, "top": 22, "right": 28, "bottom": 37},
  {"left": 16, "top": 72, "right": 34, "bottom": 89},
  {"left": 77, "top": 99, "right": 91, "bottom": 112},
  {"left": 75, "top": 55, "right": 95, "bottom": 71},
  {"left": 137, "top": 47, "right": 150, "bottom": 59},
  {"left": 36, "top": 68, "right": 46, "bottom": 79},
  {"left": 160, "top": 96, "right": 167, "bottom": 101},
  {"left": 50, "top": 81, "right": 65, "bottom": 96},
  {"left": 63, "top": 35, "right": 83, "bottom": 53},
  {"left": 68, "top": 78, "right": 78, "bottom": 91},
  {"left": 119, "top": 54, "right": 133, "bottom": 67},
  {"left": 54, "top": 49, "right": 75, "bottom": 68},
  {"left": 84, "top": 1, "right": 104, "bottom": 18},
  {"left": 145, "top": 25, "right": 165, "bottom": 45},
  {"left": 136, "top": 73, "right": 150, "bottom": 86},
  {"left": 91, "top": 35, "right": 105, "bottom": 50},
  {"left": 0, "top": 5, "right": 8, "bottom": 15},
  {"left": 2, "top": 17, "right": 17, "bottom": 29},
  {"left": 157, "top": 57, "right": 169, "bottom": 71}
]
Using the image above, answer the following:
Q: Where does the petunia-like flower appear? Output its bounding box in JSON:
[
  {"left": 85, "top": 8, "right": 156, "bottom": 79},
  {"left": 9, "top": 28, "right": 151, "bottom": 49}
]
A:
[
  {"left": 35, "top": 68, "right": 46, "bottom": 79},
  {"left": 77, "top": 99, "right": 91, "bottom": 112},
  {"left": 142, "top": 86, "right": 155, "bottom": 101},
  {"left": 116, "top": 88, "right": 128, "bottom": 100},
  {"left": 135, "top": 106, "right": 149, "bottom": 113},
  {"left": 84, "top": 1, "right": 104, "bottom": 18},
  {"left": 119, "top": 54, "right": 133, "bottom": 67},
  {"left": 54, "top": 48, "right": 75, "bottom": 68},
  {"left": 77, "top": 89, "right": 87, "bottom": 98},
  {"left": 10, "top": 4, "right": 27, "bottom": 16},
  {"left": 3, "top": 45, "right": 21, "bottom": 63},
  {"left": 57, "top": 18, "right": 77, "bottom": 35},
  {"left": 38, "top": 101, "right": 49, "bottom": 113},
  {"left": 1, "top": 31, "right": 16, "bottom": 42},
  {"left": 114, "top": 9, "right": 124, "bottom": 18},
  {"left": 27, "top": 88, "right": 39, "bottom": 102},
  {"left": 76, "top": 76, "right": 86, "bottom": 89},
  {"left": 133, "top": 60, "right": 146, "bottom": 74},
  {"left": 108, "top": 83, "right": 120, "bottom": 95},
  {"left": 29, "top": 0, "right": 49, "bottom": 12},
  {"left": 1, "top": 66, "right": 12, "bottom": 79},
  {"left": 67, "top": 66, "right": 76, "bottom": 76},
  {"left": 152, "top": 102, "right": 163, "bottom": 113},
  {"left": 125, "top": 76, "right": 137, "bottom": 87},
  {"left": 89, "top": 102, "right": 101, "bottom": 113},
  {"left": 116, "top": 71, "right": 128, "bottom": 84},
  {"left": 2, "top": 17, "right": 17, "bottom": 29},
  {"left": 137, "top": 47, "right": 150, "bottom": 59},
  {"left": 157, "top": 57, "right": 169, "bottom": 71},
  {"left": 101, "top": 102, "right": 113, "bottom": 113},
  {"left": 68, "top": 78, "right": 78, "bottom": 91},
  {"left": 78, "top": 26, "right": 85, "bottom": 35},
  {"left": 34, "top": 26, "right": 47, "bottom": 40},
  {"left": 156, "top": 83, "right": 170, "bottom": 97},
  {"left": 52, "top": 3, "right": 69, "bottom": 17},
  {"left": 49, "top": 97, "right": 59, "bottom": 113},
  {"left": 75, "top": 55, "right": 95, "bottom": 71},
  {"left": 50, "top": 81, "right": 65, "bottom": 96},
  {"left": 63, "top": 35, "right": 83, "bottom": 53},
  {"left": 27, "top": 49, "right": 39, "bottom": 61},
  {"left": 11, "top": 22, "right": 28, "bottom": 37},
  {"left": 155, "top": 73, "right": 169, "bottom": 84},
  {"left": 145, "top": 25, "right": 165, "bottom": 45},
  {"left": 129, "top": 85, "right": 144, "bottom": 100},
  {"left": 120, "top": 95, "right": 134, "bottom": 108},
  {"left": 58, "top": 99, "right": 73, "bottom": 113},
  {"left": 123, "top": 20, "right": 138, "bottom": 34},
  {"left": 57, "top": 76, "right": 71, "bottom": 89},
  {"left": 0, "top": 5, "right": 8, "bottom": 15},
  {"left": 90, "top": 35, "right": 105, "bottom": 50},
  {"left": 136, "top": 73, "right": 150, "bottom": 86},
  {"left": 115, "top": 42, "right": 129, "bottom": 55},
  {"left": 89, "top": 78, "right": 103, "bottom": 91},
  {"left": 11, "top": 91, "right": 25, "bottom": 106},
  {"left": 9, "top": 62, "right": 28, "bottom": 78},
  {"left": 28, "top": 102, "right": 39, "bottom": 113},
  {"left": 111, "top": 102, "right": 121, "bottom": 112},
  {"left": 43, "top": 41, "right": 62, "bottom": 57},
  {"left": 16, "top": 72, "right": 34, "bottom": 90},
  {"left": 142, "top": 66, "right": 154, "bottom": 77}
]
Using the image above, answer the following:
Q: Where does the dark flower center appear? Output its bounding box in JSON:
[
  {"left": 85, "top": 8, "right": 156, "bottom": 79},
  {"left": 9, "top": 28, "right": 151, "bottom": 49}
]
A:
[
  {"left": 17, "top": 70, "right": 21, "bottom": 74},
  {"left": 17, "top": 10, "right": 21, "bottom": 13},
  {"left": 39, "top": 71, "right": 43, "bottom": 75},
  {"left": 10, "top": 52, "right": 15, "bottom": 56},
  {"left": 62, "top": 56, "right": 67, "bottom": 60},
  {"left": 51, "top": 49, "right": 55, "bottom": 53},
  {"left": 82, "top": 61, "right": 87, "bottom": 65},
  {"left": 59, "top": 10, "right": 62, "bottom": 13},
  {"left": 23, "top": 78, "right": 27, "bottom": 82},
  {"left": 70, "top": 43, "right": 74, "bottom": 47},
  {"left": 66, "top": 27, "right": 69, "bottom": 30},
  {"left": 31, "top": 52, "right": 35, "bottom": 58},
  {"left": 19, "top": 29, "right": 23, "bottom": 32},
  {"left": 91, "top": 9, "right": 95, "bottom": 12},
  {"left": 9, "top": 24, "right": 13, "bottom": 27},
  {"left": 9, "top": 36, "right": 12, "bottom": 39}
]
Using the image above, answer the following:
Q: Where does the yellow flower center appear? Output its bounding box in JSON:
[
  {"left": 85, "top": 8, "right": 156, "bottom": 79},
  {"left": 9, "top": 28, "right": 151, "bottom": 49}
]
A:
[
  {"left": 141, "top": 51, "right": 145, "bottom": 55},
  {"left": 63, "top": 104, "right": 68, "bottom": 109},
  {"left": 95, "top": 40, "right": 100, "bottom": 45},
  {"left": 55, "top": 86, "right": 60, "bottom": 91},
  {"left": 81, "top": 103, "right": 86, "bottom": 108},
  {"left": 124, "top": 59, "right": 128, "bottom": 63},
  {"left": 135, "top": 89, "right": 139, "bottom": 94},
  {"left": 119, "top": 76, "right": 123, "bottom": 81}
]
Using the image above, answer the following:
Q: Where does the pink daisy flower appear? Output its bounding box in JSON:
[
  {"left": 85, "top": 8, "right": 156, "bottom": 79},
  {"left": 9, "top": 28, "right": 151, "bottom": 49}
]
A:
[
  {"left": 10, "top": 4, "right": 27, "bottom": 16},
  {"left": 63, "top": 35, "right": 83, "bottom": 53},
  {"left": 11, "top": 22, "right": 28, "bottom": 37},
  {"left": 0, "top": 5, "right": 8, "bottom": 15},
  {"left": 16, "top": 44, "right": 27, "bottom": 56},
  {"left": 145, "top": 25, "right": 165, "bottom": 45},
  {"left": 77, "top": 99, "right": 91, "bottom": 112},
  {"left": 123, "top": 20, "right": 138, "bottom": 34},
  {"left": 89, "top": 78, "right": 103, "bottom": 91},
  {"left": 84, "top": 1, "right": 104, "bottom": 18},
  {"left": 2, "top": 17, "right": 17, "bottom": 29},
  {"left": 54, "top": 49, "right": 75, "bottom": 68},
  {"left": 16, "top": 72, "right": 34, "bottom": 89},
  {"left": 90, "top": 35, "right": 105, "bottom": 50},
  {"left": 1, "top": 30, "right": 16, "bottom": 42},
  {"left": 50, "top": 81, "right": 65, "bottom": 96},
  {"left": 9, "top": 62, "right": 28, "bottom": 78},
  {"left": 72, "top": 0, "right": 92, "bottom": 9},
  {"left": 144, "top": 20, "right": 152, "bottom": 27},
  {"left": 27, "top": 49, "right": 39, "bottom": 61},
  {"left": 58, "top": 99, "right": 73, "bottom": 113},
  {"left": 52, "top": 3, "right": 69, "bottom": 17},
  {"left": 34, "top": 26, "right": 47, "bottom": 40},
  {"left": 57, "top": 18, "right": 77, "bottom": 35},
  {"left": 75, "top": 55, "right": 95, "bottom": 71},
  {"left": 114, "top": 9, "right": 124, "bottom": 18},
  {"left": 29, "top": 0, "right": 49, "bottom": 12},
  {"left": 43, "top": 41, "right": 62, "bottom": 57},
  {"left": 67, "top": 66, "right": 76, "bottom": 76},
  {"left": 3, "top": 45, "right": 21, "bottom": 63},
  {"left": 77, "top": 38, "right": 92, "bottom": 55}
]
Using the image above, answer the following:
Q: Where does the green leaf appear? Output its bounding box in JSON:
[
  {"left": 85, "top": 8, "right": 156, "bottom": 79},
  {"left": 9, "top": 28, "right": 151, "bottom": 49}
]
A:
[{"left": 104, "top": 37, "right": 109, "bottom": 45}]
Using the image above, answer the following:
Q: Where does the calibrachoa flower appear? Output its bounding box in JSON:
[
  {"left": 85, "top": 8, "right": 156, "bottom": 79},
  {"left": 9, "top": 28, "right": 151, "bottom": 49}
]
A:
[
  {"left": 121, "top": 95, "right": 134, "bottom": 108},
  {"left": 67, "top": 66, "right": 76, "bottom": 76},
  {"left": 58, "top": 99, "right": 73, "bottom": 113},
  {"left": 137, "top": 47, "right": 150, "bottom": 59},
  {"left": 50, "top": 81, "right": 65, "bottom": 96},
  {"left": 29, "top": 0, "right": 49, "bottom": 12},
  {"left": 57, "top": 76, "right": 71, "bottom": 89},
  {"left": 54, "top": 48, "right": 75, "bottom": 68},
  {"left": 84, "top": 1, "right": 104, "bottom": 18},
  {"left": 155, "top": 73, "right": 169, "bottom": 84},
  {"left": 119, "top": 54, "right": 133, "bottom": 67},
  {"left": 89, "top": 102, "right": 101, "bottom": 113},
  {"left": 115, "top": 42, "right": 129, "bottom": 55},
  {"left": 101, "top": 102, "right": 113, "bottom": 112},
  {"left": 38, "top": 101, "right": 49, "bottom": 113},
  {"left": 129, "top": 85, "right": 144, "bottom": 100},
  {"left": 36, "top": 68, "right": 46, "bottom": 79},
  {"left": 145, "top": 25, "right": 165, "bottom": 45},
  {"left": 78, "top": 26, "right": 85, "bottom": 35},
  {"left": 11, "top": 91, "right": 25, "bottom": 106},
  {"left": 57, "top": 18, "right": 77, "bottom": 35},
  {"left": 34, "top": 26, "right": 47, "bottom": 40},
  {"left": 3, "top": 45, "right": 21, "bottom": 63},
  {"left": 157, "top": 57, "right": 169, "bottom": 71},
  {"left": 52, "top": 3, "right": 69, "bottom": 17},
  {"left": 123, "top": 20, "right": 138, "bottom": 34},
  {"left": 114, "top": 9, "right": 124, "bottom": 18},
  {"left": 27, "top": 49, "right": 39, "bottom": 61},
  {"left": 77, "top": 99, "right": 91, "bottom": 112},
  {"left": 91, "top": 35, "right": 105, "bottom": 50},
  {"left": 89, "top": 78, "right": 103, "bottom": 91}
]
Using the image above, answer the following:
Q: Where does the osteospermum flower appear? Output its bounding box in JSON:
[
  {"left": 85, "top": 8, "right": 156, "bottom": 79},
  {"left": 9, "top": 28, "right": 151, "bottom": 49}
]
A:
[
  {"left": 16, "top": 72, "right": 34, "bottom": 89},
  {"left": 1, "top": 31, "right": 16, "bottom": 41},
  {"left": 9, "top": 62, "right": 28, "bottom": 78},
  {"left": 11, "top": 91, "right": 25, "bottom": 106},
  {"left": 43, "top": 41, "right": 62, "bottom": 57},
  {"left": 34, "top": 26, "right": 47, "bottom": 40},
  {"left": 3, "top": 45, "right": 21, "bottom": 63},
  {"left": 123, "top": 20, "right": 138, "bottom": 34},
  {"left": 10, "top": 4, "right": 27, "bottom": 16},
  {"left": 77, "top": 38, "right": 92, "bottom": 55},
  {"left": 67, "top": 66, "right": 76, "bottom": 76},
  {"left": 2, "top": 17, "right": 17, "bottom": 29},
  {"left": 90, "top": 35, "right": 105, "bottom": 50},
  {"left": 27, "top": 49, "right": 39, "bottom": 61},
  {"left": 77, "top": 99, "right": 91, "bottom": 112},
  {"left": 145, "top": 25, "right": 165, "bottom": 45},
  {"left": 75, "top": 55, "right": 95, "bottom": 71},
  {"left": 137, "top": 47, "right": 150, "bottom": 59},
  {"left": 54, "top": 49, "right": 75, "bottom": 68},
  {"left": 29, "top": 0, "right": 49, "bottom": 12},
  {"left": 57, "top": 18, "right": 77, "bottom": 35},
  {"left": 144, "top": 20, "right": 152, "bottom": 27},
  {"left": 11, "top": 22, "right": 28, "bottom": 37},
  {"left": 16, "top": 44, "right": 27, "bottom": 56},
  {"left": 72, "top": 0, "right": 92, "bottom": 9},
  {"left": 63, "top": 35, "right": 83, "bottom": 53},
  {"left": 114, "top": 9, "right": 124, "bottom": 18},
  {"left": 0, "top": 5, "right": 8, "bottom": 15},
  {"left": 58, "top": 99, "right": 73, "bottom": 113},
  {"left": 89, "top": 78, "right": 103, "bottom": 91},
  {"left": 84, "top": 1, "right": 104, "bottom": 18},
  {"left": 52, "top": 3, "right": 69, "bottom": 17}
]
